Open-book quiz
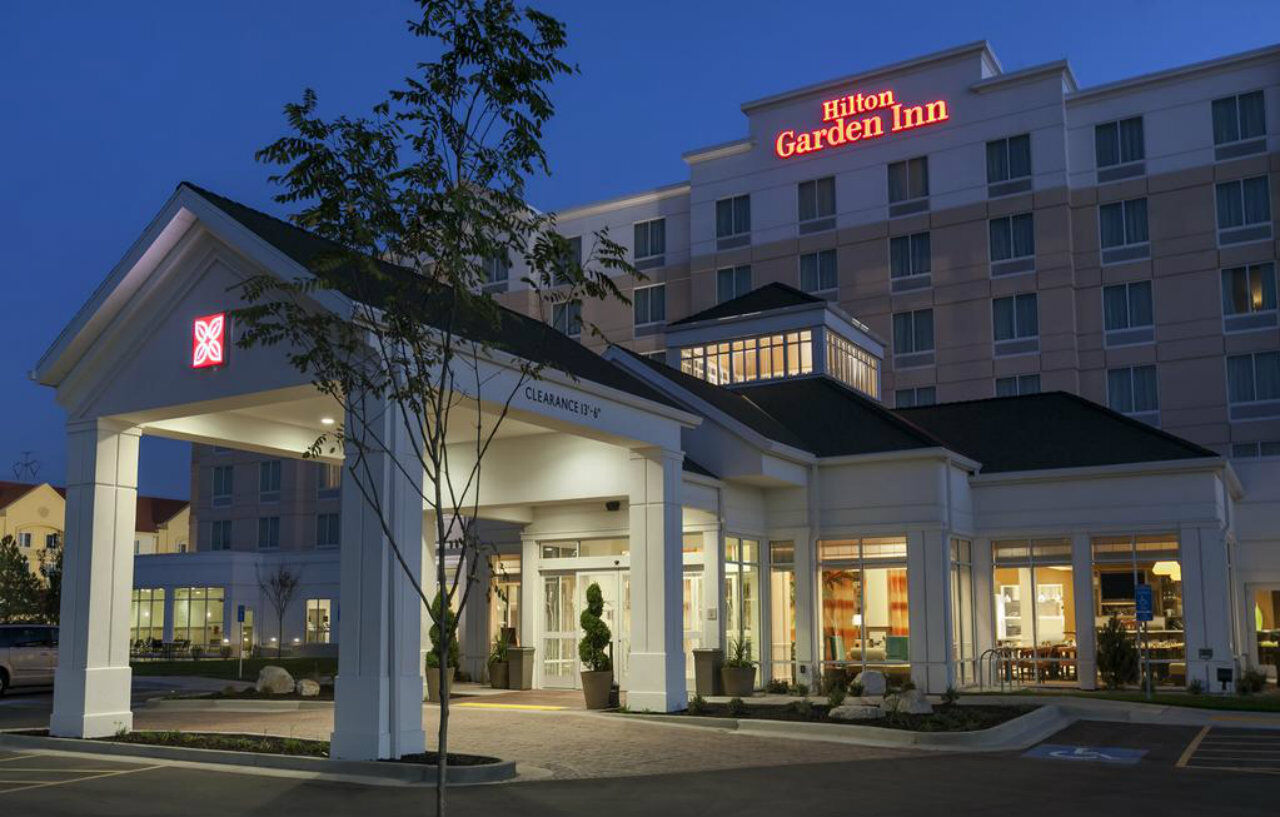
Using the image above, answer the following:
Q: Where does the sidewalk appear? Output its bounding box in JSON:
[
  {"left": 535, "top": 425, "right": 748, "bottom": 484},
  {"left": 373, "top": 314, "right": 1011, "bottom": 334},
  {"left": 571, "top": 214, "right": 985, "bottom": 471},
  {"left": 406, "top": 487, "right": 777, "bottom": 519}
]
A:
[{"left": 972, "top": 693, "right": 1280, "bottom": 730}]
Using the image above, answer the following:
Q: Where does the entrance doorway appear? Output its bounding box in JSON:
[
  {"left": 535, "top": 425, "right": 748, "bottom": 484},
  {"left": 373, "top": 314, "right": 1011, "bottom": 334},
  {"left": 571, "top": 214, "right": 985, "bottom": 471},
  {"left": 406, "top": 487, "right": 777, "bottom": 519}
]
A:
[{"left": 540, "top": 570, "right": 630, "bottom": 689}]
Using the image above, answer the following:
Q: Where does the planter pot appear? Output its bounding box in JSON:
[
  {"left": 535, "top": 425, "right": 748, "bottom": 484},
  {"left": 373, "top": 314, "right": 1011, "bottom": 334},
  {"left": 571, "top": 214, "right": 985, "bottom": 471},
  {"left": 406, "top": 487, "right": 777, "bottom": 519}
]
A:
[
  {"left": 580, "top": 670, "right": 614, "bottom": 710},
  {"left": 692, "top": 648, "right": 725, "bottom": 696},
  {"left": 506, "top": 647, "right": 535, "bottom": 690},
  {"left": 426, "top": 665, "right": 455, "bottom": 702},
  {"left": 488, "top": 661, "right": 509, "bottom": 689},
  {"left": 721, "top": 666, "right": 756, "bottom": 698}
]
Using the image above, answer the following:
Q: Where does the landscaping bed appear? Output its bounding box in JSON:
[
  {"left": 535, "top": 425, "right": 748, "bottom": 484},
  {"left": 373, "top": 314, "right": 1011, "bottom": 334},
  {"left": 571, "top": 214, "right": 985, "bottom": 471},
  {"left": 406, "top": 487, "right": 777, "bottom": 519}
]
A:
[
  {"left": 131, "top": 657, "right": 338, "bottom": 681},
  {"left": 674, "top": 701, "right": 1037, "bottom": 732},
  {"left": 173, "top": 684, "right": 336, "bottom": 702}
]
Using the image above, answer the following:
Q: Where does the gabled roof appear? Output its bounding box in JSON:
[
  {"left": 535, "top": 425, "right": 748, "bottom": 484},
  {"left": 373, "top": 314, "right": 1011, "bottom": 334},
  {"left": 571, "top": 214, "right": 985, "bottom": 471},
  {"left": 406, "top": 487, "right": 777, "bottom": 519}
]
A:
[
  {"left": 134, "top": 496, "right": 189, "bottom": 533},
  {"left": 668, "top": 283, "right": 826, "bottom": 328},
  {"left": 894, "top": 392, "right": 1218, "bottom": 474},
  {"left": 0, "top": 481, "right": 49, "bottom": 509}
]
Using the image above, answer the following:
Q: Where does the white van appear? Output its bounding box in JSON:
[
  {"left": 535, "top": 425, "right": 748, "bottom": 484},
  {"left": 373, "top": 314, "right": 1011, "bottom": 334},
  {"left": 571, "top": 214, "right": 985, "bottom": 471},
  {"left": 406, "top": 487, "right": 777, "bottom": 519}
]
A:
[{"left": 0, "top": 624, "right": 58, "bottom": 694}]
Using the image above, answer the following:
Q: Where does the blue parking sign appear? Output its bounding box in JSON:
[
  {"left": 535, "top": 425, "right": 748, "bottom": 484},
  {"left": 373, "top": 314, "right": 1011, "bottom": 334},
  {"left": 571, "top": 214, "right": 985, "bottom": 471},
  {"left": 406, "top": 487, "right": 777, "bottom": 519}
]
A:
[
  {"left": 237, "top": 604, "right": 246, "bottom": 623},
  {"left": 1135, "top": 584, "right": 1153, "bottom": 622}
]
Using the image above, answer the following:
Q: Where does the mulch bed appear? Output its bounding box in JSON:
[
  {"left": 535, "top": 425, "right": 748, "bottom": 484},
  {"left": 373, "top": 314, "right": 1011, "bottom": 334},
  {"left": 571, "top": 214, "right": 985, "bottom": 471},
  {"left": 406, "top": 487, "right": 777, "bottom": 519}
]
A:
[
  {"left": 678, "top": 702, "right": 1036, "bottom": 732},
  {"left": 185, "top": 685, "right": 336, "bottom": 702}
]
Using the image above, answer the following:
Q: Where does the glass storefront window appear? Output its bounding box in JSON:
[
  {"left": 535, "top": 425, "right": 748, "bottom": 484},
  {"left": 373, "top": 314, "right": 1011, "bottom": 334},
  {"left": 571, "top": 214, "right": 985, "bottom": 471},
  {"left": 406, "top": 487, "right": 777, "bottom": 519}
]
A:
[
  {"left": 768, "top": 541, "right": 797, "bottom": 684},
  {"left": 305, "top": 598, "right": 332, "bottom": 644},
  {"left": 172, "top": 587, "right": 225, "bottom": 648},
  {"left": 1255, "top": 589, "right": 1280, "bottom": 675},
  {"left": 130, "top": 588, "right": 165, "bottom": 648},
  {"left": 724, "top": 536, "right": 761, "bottom": 681},
  {"left": 992, "top": 539, "right": 1076, "bottom": 685},
  {"left": 1091, "top": 534, "right": 1184, "bottom": 686},
  {"left": 541, "top": 538, "right": 628, "bottom": 559},
  {"left": 541, "top": 575, "right": 577, "bottom": 686},
  {"left": 489, "top": 555, "right": 521, "bottom": 647},
  {"left": 819, "top": 537, "right": 910, "bottom": 682},
  {"left": 949, "top": 540, "right": 976, "bottom": 686}
]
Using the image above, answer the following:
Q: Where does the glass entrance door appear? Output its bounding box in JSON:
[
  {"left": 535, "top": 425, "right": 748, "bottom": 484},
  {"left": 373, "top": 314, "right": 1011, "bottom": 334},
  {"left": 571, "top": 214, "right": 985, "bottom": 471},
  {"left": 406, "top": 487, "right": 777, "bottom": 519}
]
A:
[
  {"left": 541, "top": 575, "right": 577, "bottom": 688},
  {"left": 683, "top": 569, "right": 703, "bottom": 682},
  {"left": 578, "top": 571, "right": 630, "bottom": 687}
]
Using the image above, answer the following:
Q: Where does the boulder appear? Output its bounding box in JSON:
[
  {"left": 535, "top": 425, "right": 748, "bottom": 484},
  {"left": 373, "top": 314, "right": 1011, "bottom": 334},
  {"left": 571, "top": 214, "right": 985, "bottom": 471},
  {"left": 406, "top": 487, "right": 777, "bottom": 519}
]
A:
[
  {"left": 255, "top": 665, "right": 295, "bottom": 695},
  {"left": 882, "top": 688, "right": 933, "bottom": 715},
  {"left": 296, "top": 678, "right": 321, "bottom": 697},
  {"left": 852, "top": 670, "right": 887, "bottom": 696},
  {"left": 828, "top": 704, "right": 884, "bottom": 721}
]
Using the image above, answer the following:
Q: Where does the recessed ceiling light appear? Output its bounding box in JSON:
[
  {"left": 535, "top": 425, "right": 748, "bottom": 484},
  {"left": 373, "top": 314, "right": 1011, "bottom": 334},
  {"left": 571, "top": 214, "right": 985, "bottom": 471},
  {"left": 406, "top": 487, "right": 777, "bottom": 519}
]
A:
[{"left": 320, "top": 417, "right": 335, "bottom": 426}]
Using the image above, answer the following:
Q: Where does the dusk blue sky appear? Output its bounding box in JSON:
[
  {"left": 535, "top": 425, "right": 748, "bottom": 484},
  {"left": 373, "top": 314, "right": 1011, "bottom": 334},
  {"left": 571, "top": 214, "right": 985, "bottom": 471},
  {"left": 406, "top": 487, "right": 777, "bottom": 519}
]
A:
[{"left": 2, "top": 1, "right": 1277, "bottom": 499}]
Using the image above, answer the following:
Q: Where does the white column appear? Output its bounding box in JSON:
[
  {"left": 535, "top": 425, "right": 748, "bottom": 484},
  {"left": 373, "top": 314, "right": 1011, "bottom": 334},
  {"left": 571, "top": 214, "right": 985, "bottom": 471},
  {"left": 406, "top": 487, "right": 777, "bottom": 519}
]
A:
[
  {"left": 701, "top": 527, "right": 723, "bottom": 650},
  {"left": 330, "top": 397, "right": 426, "bottom": 760},
  {"left": 791, "top": 526, "right": 816, "bottom": 687},
  {"left": 461, "top": 552, "right": 492, "bottom": 680},
  {"left": 972, "top": 538, "right": 996, "bottom": 686},
  {"left": 906, "top": 529, "right": 950, "bottom": 693},
  {"left": 50, "top": 418, "right": 140, "bottom": 738},
  {"left": 1071, "top": 533, "right": 1097, "bottom": 690},
  {"left": 1182, "top": 524, "right": 1235, "bottom": 691},
  {"left": 626, "top": 448, "right": 687, "bottom": 711}
]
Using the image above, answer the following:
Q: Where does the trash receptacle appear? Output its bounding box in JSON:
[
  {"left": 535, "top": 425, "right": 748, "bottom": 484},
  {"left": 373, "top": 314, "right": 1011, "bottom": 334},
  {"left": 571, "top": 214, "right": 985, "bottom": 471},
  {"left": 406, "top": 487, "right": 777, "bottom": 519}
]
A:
[
  {"left": 693, "top": 648, "right": 724, "bottom": 696},
  {"left": 507, "top": 646, "right": 535, "bottom": 690}
]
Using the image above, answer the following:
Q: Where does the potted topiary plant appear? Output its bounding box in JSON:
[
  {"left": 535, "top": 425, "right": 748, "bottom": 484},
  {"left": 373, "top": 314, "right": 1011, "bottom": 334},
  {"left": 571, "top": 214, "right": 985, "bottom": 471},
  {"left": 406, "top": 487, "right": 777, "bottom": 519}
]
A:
[
  {"left": 721, "top": 635, "right": 756, "bottom": 697},
  {"left": 578, "top": 582, "right": 613, "bottom": 709},
  {"left": 426, "top": 591, "right": 459, "bottom": 702},
  {"left": 488, "top": 633, "right": 509, "bottom": 689}
]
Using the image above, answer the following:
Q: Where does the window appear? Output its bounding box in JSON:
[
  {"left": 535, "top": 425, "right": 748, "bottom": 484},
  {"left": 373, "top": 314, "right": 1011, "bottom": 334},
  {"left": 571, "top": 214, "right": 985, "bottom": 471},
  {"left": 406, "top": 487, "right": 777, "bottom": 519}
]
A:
[
  {"left": 552, "top": 300, "right": 581, "bottom": 337},
  {"left": 1094, "top": 116, "right": 1144, "bottom": 167},
  {"left": 1231, "top": 441, "right": 1280, "bottom": 459},
  {"left": 1222, "top": 263, "right": 1277, "bottom": 316},
  {"left": 1216, "top": 177, "right": 1271, "bottom": 231},
  {"left": 768, "top": 541, "right": 797, "bottom": 682},
  {"left": 45, "top": 533, "right": 59, "bottom": 549},
  {"left": 825, "top": 332, "right": 881, "bottom": 398},
  {"left": 723, "top": 537, "right": 762, "bottom": 684},
  {"left": 1099, "top": 198, "right": 1149, "bottom": 249},
  {"left": 1103, "top": 280, "right": 1154, "bottom": 346},
  {"left": 633, "top": 284, "right": 666, "bottom": 327},
  {"left": 679, "top": 330, "right": 813, "bottom": 386},
  {"left": 130, "top": 588, "right": 166, "bottom": 647},
  {"left": 1108, "top": 365, "right": 1159, "bottom": 416},
  {"left": 305, "top": 599, "right": 332, "bottom": 644},
  {"left": 258, "top": 460, "right": 281, "bottom": 502},
  {"left": 210, "top": 520, "right": 232, "bottom": 552},
  {"left": 889, "top": 232, "right": 931, "bottom": 279},
  {"left": 989, "top": 214, "right": 1035, "bottom": 262},
  {"left": 818, "top": 537, "right": 910, "bottom": 673},
  {"left": 986, "top": 134, "right": 1031, "bottom": 183},
  {"left": 212, "top": 465, "right": 233, "bottom": 506},
  {"left": 888, "top": 156, "right": 928, "bottom": 203},
  {"left": 950, "top": 539, "right": 977, "bottom": 685},
  {"left": 993, "top": 538, "right": 1077, "bottom": 683},
  {"left": 257, "top": 516, "right": 281, "bottom": 550},
  {"left": 717, "top": 265, "right": 752, "bottom": 303},
  {"left": 1091, "top": 534, "right": 1184, "bottom": 684},
  {"left": 996, "top": 374, "right": 1040, "bottom": 397},
  {"left": 893, "top": 309, "right": 934, "bottom": 355},
  {"left": 316, "top": 513, "right": 340, "bottom": 549},
  {"left": 799, "top": 249, "right": 837, "bottom": 293},
  {"left": 895, "top": 387, "right": 935, "bottom": 407},
  {"left": 716, "top": 195, "right": 751, "bottom": 238},
  {"left": 1212, "top": 91, "right": 1266, "bottom": 145},
  {"left": 798, "top": 177, "right": 836, "bottom": 223},
  {"left": 553, "top": 236, "right": 582, "bottom": 285},
  {"left": 17, "top": 532, "right": 31, "bottom": 549},
  {"left": 483, "top": 254, "right": 510, "bottom": 289},
  {"left": 172, "top": 587, "right": 225, "bottom": 648},
  {"left": 634, "top": 218, "right": 666, "bottom": 261},
  {"left": 993, "top": 294, "right": 1038, "bottom": 341},
  {"left": 1228, "top": 352, "right": 1280, "bottom": 405},
  {"left": 318, "top": 463, "right": 341, "bottom": 497}
]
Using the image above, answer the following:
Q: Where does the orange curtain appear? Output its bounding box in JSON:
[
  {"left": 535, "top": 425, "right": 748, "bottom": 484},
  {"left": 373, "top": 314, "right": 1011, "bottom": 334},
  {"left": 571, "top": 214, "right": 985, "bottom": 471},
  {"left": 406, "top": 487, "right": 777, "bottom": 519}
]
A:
[{"left": 889, "top": 569, "right": 910, "bottom": 635}]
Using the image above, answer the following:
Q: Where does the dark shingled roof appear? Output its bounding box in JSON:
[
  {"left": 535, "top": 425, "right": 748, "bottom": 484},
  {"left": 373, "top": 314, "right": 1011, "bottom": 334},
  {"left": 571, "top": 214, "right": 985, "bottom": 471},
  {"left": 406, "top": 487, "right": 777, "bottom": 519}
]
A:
[
  {"left": 182, "top": 183, "right": 678, "bottom": 411},
  {"left": 668, "top": 282, "right": 824, "bottom": 327},
  {"left": 134, "top": 497, "right": 189, "bottom": 533},
  {"left": 735, "top": 378, "right": 945, "bottom": 457},
  {"left": 894, "top": 392, "right": 1218, "bottom": 473}
]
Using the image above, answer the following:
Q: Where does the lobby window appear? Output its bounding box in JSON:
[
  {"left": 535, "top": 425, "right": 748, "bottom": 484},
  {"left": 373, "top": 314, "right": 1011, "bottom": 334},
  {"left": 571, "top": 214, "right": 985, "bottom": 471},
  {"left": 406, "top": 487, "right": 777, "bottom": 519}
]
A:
[
  {"left": 316, "top": 512, "right": 340, "bottom": 549},
  {"left": 986, "top": 134, "right": 1031, "bottom": 184},
  {"left": 482, "top": 253, "right": 510, "bottom": 292},
  {"left": 893, "top": 309, "right": 934, "bottom": 359},
  {"left": 799, "top": 249, "right": 837, "bottom": 294},
  {"left": 724, "top": 537, "right": 762, "bottom": 684},
  {"left": 716, "top": 194, "right": 751, "bottom": 239},
  {"left": 717, "top": 265, "right": 752, "bottom": 303},
  {"left": 889, "top": 232, "right": 931, "bottom": 280},
  {"left": 552, "top": 300, "right": 581, "bottom": 337},
  {"left": 259, "top": 460, "right": 281, "bottom": 503},
  {"left": 1222, "top": 263, "right": 1278, "bottom": 333},
  {"left": 1108, "top": 365, "right": 1159, "bottom": 420},
  {"left": 1094, "top": 116, "right": 1144, "bottom": 168},
  {"left": 173, "top": 587, "right": 225, "bottom": 648},
  {"left": 212, "top": 465, "right": 233, "bottom": 507},
  {"left": 1099, "top": 198, "right": 1149, "bottom": 251},
  {"left": 257, "top": 516, "right": 281, "bottom": 551},
  {"left": 1215, "top": 176, "right": 1272, "bottom": 243},
  {"left": 818, "top": 537, "right": 910, "bottom": 678},
  {"left": 633, "top": 284, "right": 666, "bottom": 329},
  {"left": 679, "top": 330, "right": 813, "bottom": 386},
  {"left": 1103, "top": 280, "right": 1154, "bottom": 346},
  {"left": 633, "top": 218, "right": 666, "bottom": 263},
  {"left": 130, "top": 588, "right": 166, "bottom": 648},
  {"left": 1227, "top": 352, "right": 1280, "bottom": 417},
  {"left": 210, "top": 519, "right": 232, "bottom": 551},
  {"left": 895, "top": 386, "right": 935, "bottom": 407},
  {"left": 1232, "top": 441, "right": 1280, "bottom": 459},
  {"left": 1091, "top": 534, "right": 1184, "bottom": 686},
  {"left": 305, "top": 598, "right": 332, "bottom": 644},
  {"left": 798, "top": 176, "right": 836, "bottom": 227},
  {"left": 1212, "top": 90, "right": 1266, "bottom": 146},
  {"left": 318, "top": 462, "right": 341, "bottom": 497},
  {"left": 993, "top": 538, "right": 1077, "bottom": 684},
  {"left": 826, "top": 332, "right": 881, "bottom": 398},
  {"left": 887, "top": 156, "right": 928, "bottom": 204},
  {"left": 993, "top": 294, "right": 1038, "bottom": 345},
  {"left": 950, "top": 539, "right": 977, "bottom": 686},
  {"left": 996, "top": 374, "right": 1040, "bottom": 397},
  {"left": 489, "top": 555, "right": 521, "bottom": 650},
  {"left": 768, "top": 541, "right": 797, "bottom": 683}
]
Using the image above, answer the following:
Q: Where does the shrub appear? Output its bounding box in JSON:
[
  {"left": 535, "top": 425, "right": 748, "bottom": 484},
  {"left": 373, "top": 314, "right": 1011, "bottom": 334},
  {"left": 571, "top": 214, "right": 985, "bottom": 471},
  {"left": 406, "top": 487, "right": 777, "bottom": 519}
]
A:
[
  {"left": 426, "top": 591, "right": 460, "bottom": 669},
  {"left": 941, "top": 686, "right": 960, "bottom": 707},
  {"left": 788, "top": 700, "right": 814, "bottom": 719},
  {"left": 765, "top": 679, "right": 789, "bottom": 694},
  {"left": 578, "top": 583, "right": 612, "bottom": 673},
  {"left": 821, "top": 666, "right": 851, "bottom": 696},
  {"left": 727, "top": 697, "right": 749, "bottom": 717},
  {"left": 724, "top": 635, "right": 755, "bottom": 669},
  {"left": 788, "top": 682, "right": 810, "bottom": 697},
  {"left": 827, "top": 685, "right": 847, "bottom": 708},
  {"left": 488, "top": 633, "right": 508, "bottom": 666},
  {"left": 1096, "top": 615, "right": 1139, "bottom": 689},
  {"left": 848, "top": 680, "right": 865, "bottom": 697},
  {"left": 1186, "top": 678, "right": 1204, "bottom": 695},
  {"left": 687, "top": 693, "right": 708, "bottom": 715},
  {"left": 1238, "top": 667, "right": 1268, "bottom": 695}
]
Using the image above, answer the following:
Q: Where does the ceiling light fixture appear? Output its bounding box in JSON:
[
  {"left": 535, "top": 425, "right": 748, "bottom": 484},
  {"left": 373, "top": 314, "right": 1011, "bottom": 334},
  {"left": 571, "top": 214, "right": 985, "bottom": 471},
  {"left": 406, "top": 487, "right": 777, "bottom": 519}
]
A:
[{"left": 320, "top": 417, "right": 335, "bottom": 426}]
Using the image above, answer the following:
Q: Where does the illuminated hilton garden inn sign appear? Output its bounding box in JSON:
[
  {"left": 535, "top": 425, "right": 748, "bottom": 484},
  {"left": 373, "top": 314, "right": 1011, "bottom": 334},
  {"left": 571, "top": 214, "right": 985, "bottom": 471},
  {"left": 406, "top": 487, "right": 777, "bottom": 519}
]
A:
[{"left": 774, "top": 88, "right": 949, "bottom": 159}]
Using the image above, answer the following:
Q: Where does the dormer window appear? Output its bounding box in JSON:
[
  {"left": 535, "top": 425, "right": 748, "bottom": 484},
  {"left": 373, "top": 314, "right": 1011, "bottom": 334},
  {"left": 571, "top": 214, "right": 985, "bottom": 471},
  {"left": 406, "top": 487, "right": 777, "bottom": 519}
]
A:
[{"left": 679, "top": 331, "right": 813, "bottom": 386}]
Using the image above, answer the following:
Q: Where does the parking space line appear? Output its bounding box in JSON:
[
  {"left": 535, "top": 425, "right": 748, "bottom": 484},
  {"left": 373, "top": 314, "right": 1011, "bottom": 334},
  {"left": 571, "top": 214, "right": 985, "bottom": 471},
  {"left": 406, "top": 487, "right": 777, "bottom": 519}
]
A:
[
  {"left": 1176, "top": 725, "right": 1209, "bottom": 768},
  {"left": 0, "top": 755, "right": 40, "bottom": 764},
  {"left": 0, "top": 764, "right": 163, "bottom": 796}
]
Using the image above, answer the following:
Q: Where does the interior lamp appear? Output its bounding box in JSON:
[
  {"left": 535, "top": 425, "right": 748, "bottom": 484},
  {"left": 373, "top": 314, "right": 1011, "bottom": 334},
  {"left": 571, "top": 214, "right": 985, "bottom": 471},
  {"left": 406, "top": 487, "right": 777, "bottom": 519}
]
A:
[
  {"left": 1152, "top": 561, "right": 1181, "bottom": 582},
  {"left": 852, "top": 613, "right": 863, "bottom": 627}
]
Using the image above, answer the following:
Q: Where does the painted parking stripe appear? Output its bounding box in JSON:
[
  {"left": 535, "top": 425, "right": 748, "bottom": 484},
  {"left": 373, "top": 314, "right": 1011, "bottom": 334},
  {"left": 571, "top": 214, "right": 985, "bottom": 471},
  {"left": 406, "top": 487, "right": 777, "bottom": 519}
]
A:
[
  {"left": 453, "top": 702, "right": 566, "bottom": 711},
  {"left": 0, "top": 764, "right": 163, "bottom": 796},
  {"left": 1179, "top": 727, "right": 1280, "bottom": 774}
]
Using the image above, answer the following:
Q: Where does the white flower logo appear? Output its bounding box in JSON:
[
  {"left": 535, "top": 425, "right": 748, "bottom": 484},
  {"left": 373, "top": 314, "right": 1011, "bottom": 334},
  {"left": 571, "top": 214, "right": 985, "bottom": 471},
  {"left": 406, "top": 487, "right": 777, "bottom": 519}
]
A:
[{"left": 192, "top": 313, "right": 226, "bottom": 368}]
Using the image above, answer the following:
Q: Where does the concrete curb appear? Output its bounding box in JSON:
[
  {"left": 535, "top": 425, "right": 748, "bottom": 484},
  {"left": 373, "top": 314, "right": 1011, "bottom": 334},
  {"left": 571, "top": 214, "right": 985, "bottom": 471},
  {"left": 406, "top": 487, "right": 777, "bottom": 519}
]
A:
[
  {"left": 144, "top": 698, "right": 334, "bottom": 712},
  {"left": 0, "top": 731, "right": 517, "bottom": 787},
  {"left": 621, "top": 705, "right": 1070, "bottom": 752}
]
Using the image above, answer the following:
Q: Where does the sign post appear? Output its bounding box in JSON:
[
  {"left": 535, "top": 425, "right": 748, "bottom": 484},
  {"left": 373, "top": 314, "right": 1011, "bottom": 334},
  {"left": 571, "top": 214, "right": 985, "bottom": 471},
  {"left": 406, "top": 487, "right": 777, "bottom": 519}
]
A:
[
  {"left": 237, "top": 604, "right": 246, "bottom": 680},
  {"left": 1135, "top": 584, "right": 1154, "bottom": 700}
]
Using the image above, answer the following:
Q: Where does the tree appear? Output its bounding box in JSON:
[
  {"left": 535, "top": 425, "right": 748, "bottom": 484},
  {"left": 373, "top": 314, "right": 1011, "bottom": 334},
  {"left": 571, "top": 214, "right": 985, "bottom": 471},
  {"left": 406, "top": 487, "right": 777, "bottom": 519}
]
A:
[
  {"left": 1096, "top": 613, "right": 1139, "bottom": 689},
  {"left": 578, "top": 582, "right": 611, "bottom": 672},
  {"left": 38, "top": 536, "right": 63, "bottom": 624},
  {"left": 258, "top": 563, "right": 302, "bottom": 658},
  {"left": 0, "top": 535, "right": 41, "bottom": 623},
  {"left": 234, "top": 2, "right": 635, "bottom": 814}
]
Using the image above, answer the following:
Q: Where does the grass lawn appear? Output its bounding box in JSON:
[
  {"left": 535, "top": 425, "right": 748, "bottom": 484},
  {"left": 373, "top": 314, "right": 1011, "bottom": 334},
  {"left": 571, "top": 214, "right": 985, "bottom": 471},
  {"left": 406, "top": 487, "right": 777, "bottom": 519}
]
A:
[
  {"left": 131, "top": 656, "right": 338, "bottom": 681},
  {"left": 978, "top": 688, "right": 1280, "bottom": 713}
]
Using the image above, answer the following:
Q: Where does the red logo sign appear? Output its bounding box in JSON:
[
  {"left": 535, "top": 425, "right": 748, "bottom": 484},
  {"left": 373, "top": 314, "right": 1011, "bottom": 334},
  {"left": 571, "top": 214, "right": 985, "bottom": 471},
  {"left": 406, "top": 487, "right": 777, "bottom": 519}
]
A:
[
  {"left": 775, "top": 88, "right": 950, "bottom": 159},
  {"left": 192, "top": 313, "right": 226, "bottom": 369}
]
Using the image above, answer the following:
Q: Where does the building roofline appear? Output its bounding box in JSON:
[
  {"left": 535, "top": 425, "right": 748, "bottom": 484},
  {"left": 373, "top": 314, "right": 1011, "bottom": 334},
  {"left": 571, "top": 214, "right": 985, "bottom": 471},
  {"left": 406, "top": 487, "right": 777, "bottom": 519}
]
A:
[
  {"left": 682, "top": 138, "right": 754, "bottom": 165},
  {"left": 1067, "top": 41, "right": 1280, "bottom": 104},
  {"left": 971, "top": 59, "right": 1078, "bottom": 94},
  {"left": 551, "top": 181, "right": 691, "bottom": 222}
]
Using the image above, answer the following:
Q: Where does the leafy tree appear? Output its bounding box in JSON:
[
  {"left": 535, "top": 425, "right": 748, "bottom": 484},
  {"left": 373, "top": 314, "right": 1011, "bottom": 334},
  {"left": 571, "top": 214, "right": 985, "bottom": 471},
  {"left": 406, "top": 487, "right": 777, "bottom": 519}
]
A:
[
  {"left": 578, "top": 582, "right": 611, "bottom": 672},
  {"left": 234, "top": 2, "right": 634, "bottom": 811},
  {"left": 258, "top": 563, "right": 302, "bottom": 658},
  {"left": 0, "top": 535, "right": 41, "bottom": 623},
  {"left": 426, "top": 591, "right": 459, "bottom": 669},
  {"left": 38, "top": 537, "right": 63, "bottom": 624},
  {"left": 1096, "top": 614, "right": 1139, "bottom": 689}
]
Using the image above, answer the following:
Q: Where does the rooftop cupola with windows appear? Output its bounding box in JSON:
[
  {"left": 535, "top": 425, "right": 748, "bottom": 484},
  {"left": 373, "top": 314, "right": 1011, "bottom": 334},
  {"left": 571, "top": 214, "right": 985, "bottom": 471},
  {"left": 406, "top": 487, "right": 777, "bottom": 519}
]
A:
[{"left": 661, "top": 283, "right": 884, "bottom": 400}]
